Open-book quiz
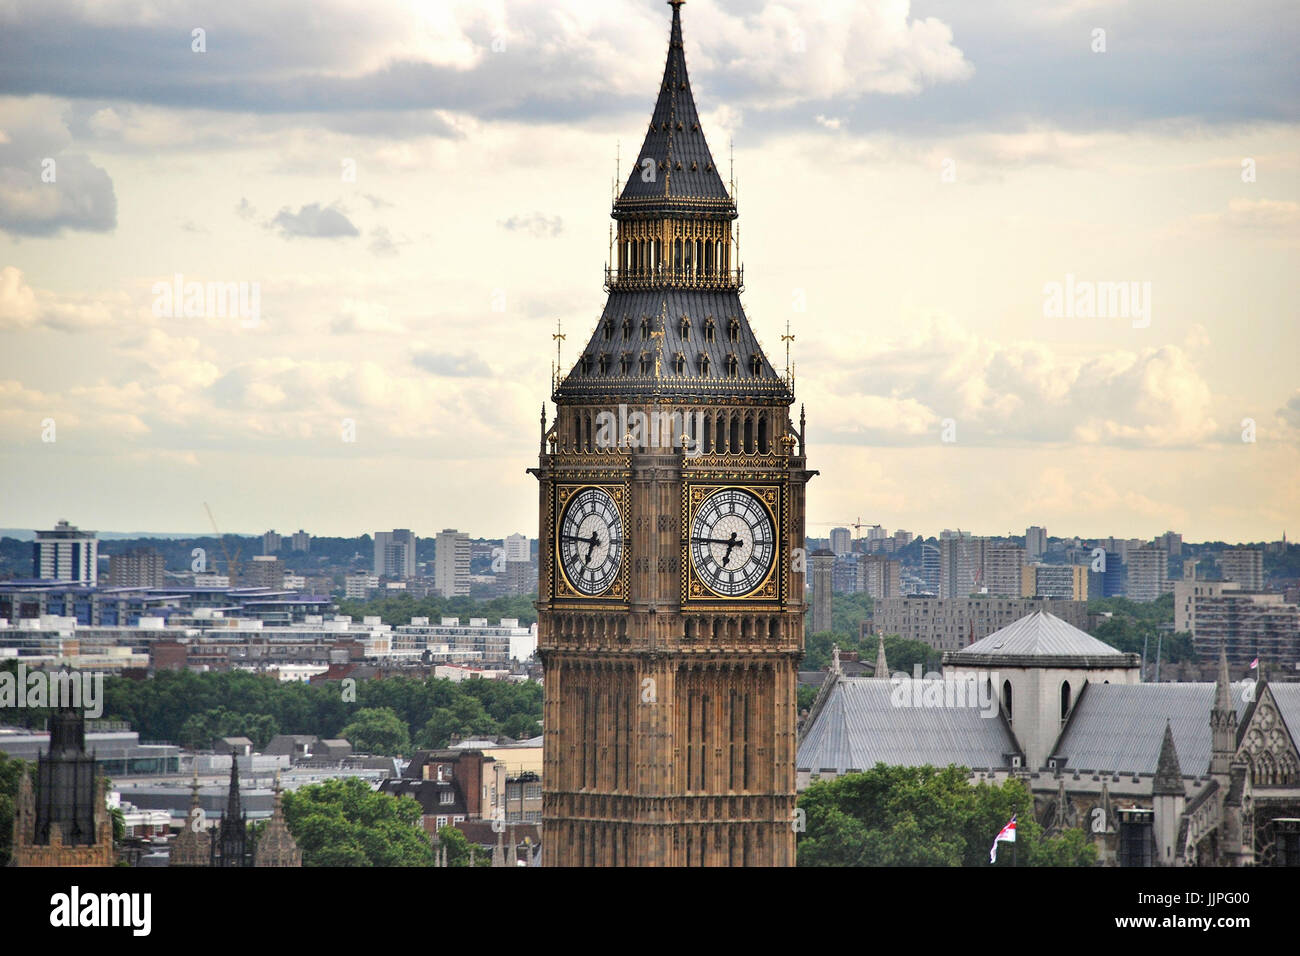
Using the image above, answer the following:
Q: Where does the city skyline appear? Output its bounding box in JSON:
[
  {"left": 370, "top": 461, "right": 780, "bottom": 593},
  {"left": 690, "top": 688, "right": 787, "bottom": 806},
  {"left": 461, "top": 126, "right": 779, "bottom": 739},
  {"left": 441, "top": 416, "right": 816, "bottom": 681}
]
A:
[{"left": 3, "top": 0, "right": 1298, "bottom": 542}]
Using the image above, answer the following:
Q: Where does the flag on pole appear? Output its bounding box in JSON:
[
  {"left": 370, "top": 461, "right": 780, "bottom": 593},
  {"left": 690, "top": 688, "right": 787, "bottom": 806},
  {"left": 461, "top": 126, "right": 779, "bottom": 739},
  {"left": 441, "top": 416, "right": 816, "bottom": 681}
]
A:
[
  {"left": 1250, "top": 658, "right": 1259, "bottom": 670},
  {"left": 989, "top": 815, "right": 1016, "bottom": 863}
]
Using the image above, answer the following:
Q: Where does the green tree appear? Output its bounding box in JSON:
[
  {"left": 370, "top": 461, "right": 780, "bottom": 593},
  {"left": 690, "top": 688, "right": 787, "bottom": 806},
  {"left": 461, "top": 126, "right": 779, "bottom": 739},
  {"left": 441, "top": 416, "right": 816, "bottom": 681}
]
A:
[
  {"left": 339, "top": 707, "right": 411, "bottom": 755},
  {"left": 280, "top": 777, "right": 434, "bottom": 866},
  {"left": 798, "top": 764, "right": 1096, "bottom": 867},
  {"left": 437, "top": 825, "right": 491, "bottom": 867},
  {"left": 0, "top": 753, "right": 29, "bottom": 867}
]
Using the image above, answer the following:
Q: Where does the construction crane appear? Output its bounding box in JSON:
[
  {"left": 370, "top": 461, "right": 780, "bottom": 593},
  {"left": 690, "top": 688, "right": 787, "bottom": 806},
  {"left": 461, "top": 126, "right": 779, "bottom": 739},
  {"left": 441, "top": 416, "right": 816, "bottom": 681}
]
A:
[
  {"left": 851, "top": 518, "right": 882, "bottom": 543},
  {"left": 203, "top": 502, "right": 242, "bottom": 583}
]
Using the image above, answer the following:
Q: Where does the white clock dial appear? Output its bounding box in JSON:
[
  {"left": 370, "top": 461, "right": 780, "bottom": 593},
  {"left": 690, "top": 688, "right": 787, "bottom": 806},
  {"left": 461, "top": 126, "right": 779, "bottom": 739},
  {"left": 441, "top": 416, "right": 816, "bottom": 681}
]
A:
[
  {"left": 690, "top": 488, "right": 776, "bottom": 597},
  {"left": 558, "top": 487, "right": 623, "bottom": 596}
]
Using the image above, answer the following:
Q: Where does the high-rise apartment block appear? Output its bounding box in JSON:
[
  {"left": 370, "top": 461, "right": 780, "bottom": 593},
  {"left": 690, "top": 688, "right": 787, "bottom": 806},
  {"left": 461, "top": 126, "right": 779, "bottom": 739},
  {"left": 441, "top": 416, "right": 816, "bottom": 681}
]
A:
[
  {"left": 504, "top": 533, "right": 531, "bottom": 563},
  {"left": 374, "top": 529, "right": 417, "bottom": 579},
  {"left": 33, "top": 520, "right": 98, "bottom": 585},
  {"left": 108, "top": 547, "right": 166, "bottom": 588},
  {"left": 262, "top": 530, "right": 282, "bottom": 554},
  {"left": 1025, "top": 526, "right": 1047, "bottom": 561},
  {"left": 1126, "top": 546, "right": 1169, "bottom": 602},
  {"left": 290, "top": 530, "right": 311, "bottom": 552},
  {"left": 1024, "top": 563, "right": 1089, "bottom": 601},
  {"left": 245, "top": 555, "right": 284, "bottom": 589},
  {"left": 829, "top": 527, "right": 852, "bottom": 556},
  {"left": 1218, "top": 549, "right": 1264, "bottom": 592},
  {"left": 857, "top": 553, "right": 901, "bottom": 601},
  {"left": 434, "top": 529, "right": 470, "bottom": 597},
  {"left": 982, "top": 546, "right": 1025, "bottom": 597},
  {"left": 811, "top": 550, "right": 835, "bottom": 633},
  {"left": 871, "top": 596, "right": 1089, "bottom": 653},
  {"left": 937, "top": 533, "right": 978, "bottom": 598}
]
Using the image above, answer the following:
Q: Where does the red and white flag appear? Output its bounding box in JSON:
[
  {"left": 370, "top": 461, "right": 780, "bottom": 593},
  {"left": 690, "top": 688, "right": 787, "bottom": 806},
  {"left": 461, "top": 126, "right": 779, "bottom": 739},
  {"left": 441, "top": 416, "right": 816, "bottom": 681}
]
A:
[
  {"left": 1250, "top": 658, "right": 1259, "bottom": 670},
  {"left": 989, "top": 815, "right": 1016, "bottom": 863}
]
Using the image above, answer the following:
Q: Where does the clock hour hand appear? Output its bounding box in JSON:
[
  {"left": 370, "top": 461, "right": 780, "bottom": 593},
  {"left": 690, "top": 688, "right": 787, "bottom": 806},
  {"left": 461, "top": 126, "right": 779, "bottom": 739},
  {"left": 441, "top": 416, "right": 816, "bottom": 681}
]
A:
[{"left": 691, "top": 536, "right": 746, "bottom": 546}]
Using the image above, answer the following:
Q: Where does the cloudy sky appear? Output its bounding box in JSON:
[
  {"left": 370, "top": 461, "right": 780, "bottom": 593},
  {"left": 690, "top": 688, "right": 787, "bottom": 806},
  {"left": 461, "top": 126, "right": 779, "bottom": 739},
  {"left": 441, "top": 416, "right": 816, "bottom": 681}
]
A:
[{"left": 1, "top": 0, "right": 1296, "bottom": 543}]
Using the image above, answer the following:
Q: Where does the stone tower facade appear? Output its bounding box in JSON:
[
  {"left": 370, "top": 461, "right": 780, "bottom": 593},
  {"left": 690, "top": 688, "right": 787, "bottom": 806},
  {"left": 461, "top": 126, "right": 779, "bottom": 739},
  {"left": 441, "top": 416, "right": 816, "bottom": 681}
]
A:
[
  {"left": 534, "top": 0, "right": 813, "bottom": 867},
  {"left": 11, "top": 706, "right": 114, "bottom": 867}
]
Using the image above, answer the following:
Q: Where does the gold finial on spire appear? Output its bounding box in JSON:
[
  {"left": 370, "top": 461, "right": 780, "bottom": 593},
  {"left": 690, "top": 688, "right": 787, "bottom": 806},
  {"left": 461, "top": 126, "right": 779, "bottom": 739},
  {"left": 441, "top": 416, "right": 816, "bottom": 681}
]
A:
[{"left": 553, "top": 317, "right": 566, "bottom": 370}]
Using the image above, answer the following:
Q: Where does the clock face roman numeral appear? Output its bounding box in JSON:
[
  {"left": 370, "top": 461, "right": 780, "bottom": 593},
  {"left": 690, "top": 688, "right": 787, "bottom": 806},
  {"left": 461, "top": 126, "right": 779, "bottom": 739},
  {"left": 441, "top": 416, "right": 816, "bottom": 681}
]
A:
[
  {"left": 689, "top": 488, "right": 776, "bottom": 597},
  {"left": 558, "top": 487, "right": 623, "bottom": 596}
]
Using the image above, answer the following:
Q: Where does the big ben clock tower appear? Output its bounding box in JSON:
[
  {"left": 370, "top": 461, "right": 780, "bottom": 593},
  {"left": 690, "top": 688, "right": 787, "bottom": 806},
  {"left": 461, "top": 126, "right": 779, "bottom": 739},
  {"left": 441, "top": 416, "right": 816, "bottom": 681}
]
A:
[{"left": 532, "top": 0, "right": 814, "bottom": 867}]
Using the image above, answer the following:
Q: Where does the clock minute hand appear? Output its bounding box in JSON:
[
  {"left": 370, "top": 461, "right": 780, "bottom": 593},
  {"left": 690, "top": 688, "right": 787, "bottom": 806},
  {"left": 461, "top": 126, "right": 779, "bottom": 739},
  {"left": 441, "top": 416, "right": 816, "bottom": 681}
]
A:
[{"left": 721, "top": 531, "right": 742, "bottom": 567}]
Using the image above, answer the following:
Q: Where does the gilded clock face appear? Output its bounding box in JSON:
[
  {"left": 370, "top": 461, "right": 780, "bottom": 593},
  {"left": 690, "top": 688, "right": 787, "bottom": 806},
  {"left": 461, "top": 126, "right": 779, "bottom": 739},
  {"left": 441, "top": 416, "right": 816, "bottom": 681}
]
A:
[
  {"left": 558, "top": 487, "right": 624, "bottom": 595},
  {"left": 689, "top": 487, "right": 776, "bottom": 597}
]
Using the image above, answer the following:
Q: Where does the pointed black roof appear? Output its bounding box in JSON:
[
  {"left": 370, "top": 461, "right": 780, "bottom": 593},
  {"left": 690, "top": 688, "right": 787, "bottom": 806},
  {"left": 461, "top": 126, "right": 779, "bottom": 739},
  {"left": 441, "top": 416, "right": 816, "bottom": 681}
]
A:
[
  {"left": 1152, "top": 721, "right": 1185, "bottom": 796},
  {"left": 614, "top": 1, "right": 734, "bottom": 220},
  {"left": 556, "top": 3, "right": 789, "bottom": 405},
  {"left": 556, "top": 289, "right": 789, "bottom": 402}
]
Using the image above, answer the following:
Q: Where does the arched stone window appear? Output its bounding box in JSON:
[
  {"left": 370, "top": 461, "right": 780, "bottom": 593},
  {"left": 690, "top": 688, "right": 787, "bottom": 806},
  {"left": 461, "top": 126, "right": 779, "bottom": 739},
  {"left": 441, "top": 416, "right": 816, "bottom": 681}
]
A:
[
  {"left": 1002, "top": 680, "right": 1014, "bottom": 720},
  {"left": 758, "top": 416, "right": 769, "bottom": 453},
  {"left": 1060, "top": 681, "right": 1072, "bottom": 719}
]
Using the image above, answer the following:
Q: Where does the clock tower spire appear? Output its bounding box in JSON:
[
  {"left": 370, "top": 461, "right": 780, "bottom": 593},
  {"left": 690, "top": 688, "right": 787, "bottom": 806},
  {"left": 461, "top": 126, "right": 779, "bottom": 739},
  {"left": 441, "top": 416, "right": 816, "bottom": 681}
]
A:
[{"left": 534, "top": 0, "right": 814, "bottom": 867}]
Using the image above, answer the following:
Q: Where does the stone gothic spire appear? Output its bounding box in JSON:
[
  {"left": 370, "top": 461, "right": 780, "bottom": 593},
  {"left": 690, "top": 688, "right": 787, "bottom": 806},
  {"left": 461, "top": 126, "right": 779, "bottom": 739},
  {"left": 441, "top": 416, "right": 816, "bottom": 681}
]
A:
[
  {"left": 1152, "top": 721, "right": 1185, "bottom": 796},
  {"left": 169, "top": 767, "right": 211, "bottom": 867},
  {"left": 1210, "top": 642, "right": 1239, "bottom": 776},
  {"left": 255, "top": 769, "right": 302, "bottom": 867},
  {"left": 874, "top": 634, "right": 889, "bottom": 679}
]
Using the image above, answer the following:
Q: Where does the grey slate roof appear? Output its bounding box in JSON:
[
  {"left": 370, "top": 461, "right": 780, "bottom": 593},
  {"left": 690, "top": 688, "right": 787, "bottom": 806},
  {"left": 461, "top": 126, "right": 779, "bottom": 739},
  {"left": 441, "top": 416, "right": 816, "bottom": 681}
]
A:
[
  {"left": 614, "top": 2, "right": 734, "bottom": 219},
  {"left": 796, "top": 677, "right": 1018, "bottom": 774},
  {"left": 960, "top": 611, "right": 1121, "bottom": 658},
  {"left": 1270, "top": 683, "right": 1300, "bottom": 743},
  {"left": 1053, "top": 681, "right": 1251, "bottom": 776},
  {"left": 556, "top": 288, "right": 789, "bottom": 402}
]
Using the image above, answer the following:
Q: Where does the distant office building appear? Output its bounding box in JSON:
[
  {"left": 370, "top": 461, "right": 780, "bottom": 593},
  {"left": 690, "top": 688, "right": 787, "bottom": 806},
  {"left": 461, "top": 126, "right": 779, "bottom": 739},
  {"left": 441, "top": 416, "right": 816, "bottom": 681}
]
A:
[
  {"left": 33, "top": 520, "right": 98, "bottom": 585},
  {"left": 982, "top": 546, "right": 1025, "bottom": 597},
  {"left": 504, "top": 533, "right": 530, "bottom": 563},
  {"left": 108, "top": 547, "right": 166, "bottom": 588},
  {"left": 1026, "top": 563, "right": 1089, "bottom": 601},
  {"left": 374, "top": 529, "right": 417, "bottom": 579},
  {"left": 435, "top": 529, "right": 471, "bottom": 597},
  {"left": 829, "top": 527, "right": 852, "bottom": 556},
  {"left": 871, "top": 596, "right": 1090, "bottom": 653},
  {"left": 1219, "top": 549, "right": 1264, "bottom": 592},
  {"left": 1025, "top": 526, "right": 1047, "bottom": 561},
  {"left": 262, "top": 530, "right": 282, "bottom": 555},
  {"left": 1127, "top": 546, "right": 1169, "bottom": 603},
  {"left": 1087, "top": 550, "right": 1126, "bottom": 599},
  {"left": 244, "top": 555, "right": 284, "bottom": 589},
  {"left": 290, "top": 530, "right": 311, "bottom": 552},
  {"left": 857, "top": 554, "right": 901, "bottom": 601},
  {"left": 811, "top": 550, "right": 835, "bottom": 633},
  {"left": 920, "top": 544, "right": 940, "bottom": 594}
]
